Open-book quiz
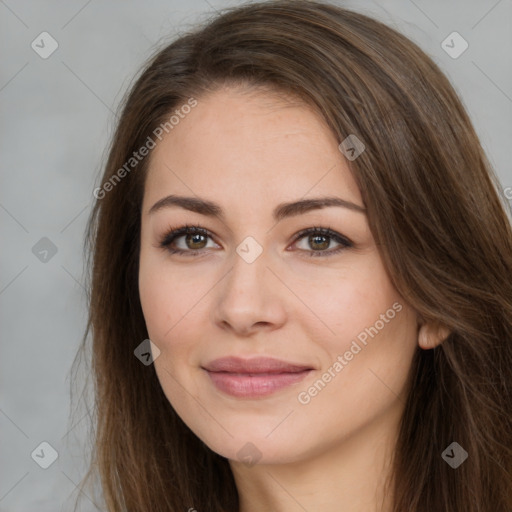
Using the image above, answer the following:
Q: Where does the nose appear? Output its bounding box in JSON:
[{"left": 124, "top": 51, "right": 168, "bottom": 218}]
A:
[{"left": 210, "top": 245, "right": 287, "bottom": 337}]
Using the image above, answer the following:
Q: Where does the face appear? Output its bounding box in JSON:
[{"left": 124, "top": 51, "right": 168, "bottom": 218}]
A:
[{"left": 138, "top": 86, "right": 419, "bottom": 466}]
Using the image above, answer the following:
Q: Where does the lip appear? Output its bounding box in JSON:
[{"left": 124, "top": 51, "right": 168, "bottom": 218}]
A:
[{"left": 202, "top": 357, "right": 314, "bottom": 398}]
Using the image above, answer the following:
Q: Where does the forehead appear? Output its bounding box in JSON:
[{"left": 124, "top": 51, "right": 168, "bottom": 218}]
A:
[{"left": 142, "top": 86, "right": 362, "bottom": 212}]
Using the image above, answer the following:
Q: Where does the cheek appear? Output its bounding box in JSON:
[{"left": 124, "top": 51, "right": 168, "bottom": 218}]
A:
[
  {"left": 138, "top": 251, "right": 211, "bottom": 354},
  {"left": 138, "top": 271, "right": 169, "bottom": 339},
  {"left": 292, "top": 254, "right": 401, "bottom": 347},
  {"left": 138, "top": 247, "right": 180, "bottom": 342}
]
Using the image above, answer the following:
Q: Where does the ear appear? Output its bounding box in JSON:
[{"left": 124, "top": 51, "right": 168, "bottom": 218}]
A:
[{"left": 418, "top": 321, "right": 451, "bottom": 350}]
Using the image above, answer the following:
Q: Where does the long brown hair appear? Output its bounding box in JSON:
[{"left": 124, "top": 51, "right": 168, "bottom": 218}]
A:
[{"left": 72, "top": 1, "right": 512, "bottom": 510}]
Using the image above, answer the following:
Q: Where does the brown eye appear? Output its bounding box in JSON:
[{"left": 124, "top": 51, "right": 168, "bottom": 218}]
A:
[
  {"left": 291, "top": 227, "right": 353, "bottom": 257},
  {"left": 159, "top": 225, "right": 219, "bottom": 256},
  {"left": 185, "top": 232, "right": 208, "bottom": 250},
  {"left": 308, "top": 234, "right": 330, "bottom": 251}
]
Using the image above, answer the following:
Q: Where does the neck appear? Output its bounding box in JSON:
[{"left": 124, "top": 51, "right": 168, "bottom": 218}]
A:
[{"left": 229, "top": 400, "right": 402, "bottom": 512}]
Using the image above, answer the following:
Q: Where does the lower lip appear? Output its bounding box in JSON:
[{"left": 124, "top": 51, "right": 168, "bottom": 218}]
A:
[{"left": 204, "top": 369, "right": 312, "bottom": 398}]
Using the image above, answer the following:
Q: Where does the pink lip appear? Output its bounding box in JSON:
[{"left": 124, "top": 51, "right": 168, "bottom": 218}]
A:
[{"left": 202, "top": 357, "right": 313, "bottom": 398}]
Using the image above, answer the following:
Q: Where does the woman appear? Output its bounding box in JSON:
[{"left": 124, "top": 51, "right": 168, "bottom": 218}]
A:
[{"left": 74, "top": 1, "right": 512, "bottom": 510}]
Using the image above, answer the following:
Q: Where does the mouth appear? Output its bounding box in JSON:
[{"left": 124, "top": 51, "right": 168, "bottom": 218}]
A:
[{"left": 202, "top": 357, "right": 314, "bottom": 398}]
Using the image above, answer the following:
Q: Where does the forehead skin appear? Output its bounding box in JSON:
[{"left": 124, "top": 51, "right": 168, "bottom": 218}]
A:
[{"left": 141, "top": 86, "right": 365, "bottom": 226}]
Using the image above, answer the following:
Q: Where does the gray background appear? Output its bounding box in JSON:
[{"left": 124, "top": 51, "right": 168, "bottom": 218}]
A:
[{"left": 1, "top": 0, "right": 511, "bottom": 510}]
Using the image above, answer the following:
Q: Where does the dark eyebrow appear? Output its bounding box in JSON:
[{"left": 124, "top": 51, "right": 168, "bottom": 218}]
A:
[{"left": 148, "top": 194, "right": 366, "bottom": 221}]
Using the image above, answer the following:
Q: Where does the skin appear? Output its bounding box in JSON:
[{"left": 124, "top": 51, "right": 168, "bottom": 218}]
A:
[{"left": 138, "top": 86, "right": 445, "bottom": 512}]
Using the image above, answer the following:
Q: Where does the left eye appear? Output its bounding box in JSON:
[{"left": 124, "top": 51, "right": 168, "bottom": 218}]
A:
[
  {"left": 291, "top": 226, "right": 353, "bottom": 257},
  {"left": 159, "top": 224, "right": 352, "bottom": 257}
]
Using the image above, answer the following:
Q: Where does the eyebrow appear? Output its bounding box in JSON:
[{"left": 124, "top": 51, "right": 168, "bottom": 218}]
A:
[{"left": 148, "top": 194, "right": 366, "bottom": 221}]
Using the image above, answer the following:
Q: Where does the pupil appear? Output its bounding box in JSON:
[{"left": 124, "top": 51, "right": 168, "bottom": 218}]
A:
[
  {"left": 187, "top": 233, "right": 206, "bottom": 249},
  {"left": 311, "top": 235, "right": 329, "bottom": 250}
]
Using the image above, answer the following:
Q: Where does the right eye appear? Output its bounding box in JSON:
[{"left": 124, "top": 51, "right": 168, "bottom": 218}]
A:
[{"left": 159, "top": 224, "right": 220, "bottom": 256}]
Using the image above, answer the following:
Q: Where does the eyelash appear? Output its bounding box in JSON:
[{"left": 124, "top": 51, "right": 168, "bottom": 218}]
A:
[{"left": 158, "top": 223, "right": 353, "bottom": 258}]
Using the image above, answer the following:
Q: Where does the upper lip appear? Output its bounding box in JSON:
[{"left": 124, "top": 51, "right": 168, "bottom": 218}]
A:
[{"left": 202, "top": 357, "right": 313, "bottom": 374}]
